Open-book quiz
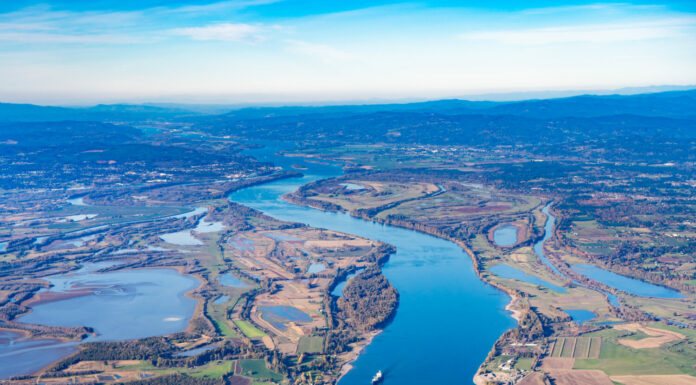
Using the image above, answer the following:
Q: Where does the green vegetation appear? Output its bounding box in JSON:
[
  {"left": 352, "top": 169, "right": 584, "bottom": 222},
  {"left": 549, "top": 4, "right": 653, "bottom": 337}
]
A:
[
  {"left": 297, "top": 336, "right": 324, "bottom": 354},
  {"left": 212, "top": 320, "right": 240, "bottom": 338},
  {"left": 188, "top": 360, "right": 234, "bottom": 378},
  {"left": 239, "top": 359, "right": 283, "bottom": 381},
  {"left": 574, "top": 340, "right": 695, "bottom": 375},
  {"left": 514, "top": 357, "right": 534, "bottom": 371},
  {"left": 574, "top": 327, "right": 696, "bottom": 376},
  {"left": 234, "top": 320, "right": 266, "bottom": 338}
]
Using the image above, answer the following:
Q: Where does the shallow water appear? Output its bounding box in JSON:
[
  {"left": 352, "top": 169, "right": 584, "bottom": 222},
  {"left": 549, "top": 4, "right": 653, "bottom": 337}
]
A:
[
  {"left": 534, "top": 204, "right": 565, "bottom": 278},
  {"left": 194, "top": 219, "right": 225, "bottom": 233},
  {"left": 490, "top": 264, "right": 566, "bottom": 293},
  {"left": 259, "top": 305, "right": 312, "bottom": 330},
  {"left": 160, "top": 230, "right": 202, "bottom": 246},
  {"left": 0, "top": 330, "right": 78, "bottom": 380},
  {"left": 307, "top": 263, "right": 326, "bottom": 274},
  {"left": 562, "top": 309, "right": 595, "bottom": 325},
  {"left": 341, "top": 182, "right": 365, "bottom": 190},
  {"left": 0, "top": 264, "right": 200, "bottom": 378},
  {"left": 229, "top": 142, "right": 515, "bottom": 385},
  {"left": 213, "top": 295, "right": 229, "bottom": 304},
  {"left": 572, "top": 264, "right": 685, "bottom": 299},
  {"left": 175, "top": 344, "right": 216, "bottom": 357},
  {"left": 493, "top": 224, "right": 518, "bottom": 246},
  {"left": 219, "top": 273, "right": 248, "bottom": 288},
  {"left": 331, "top": 269, "right": 365, "bottom": 297}
]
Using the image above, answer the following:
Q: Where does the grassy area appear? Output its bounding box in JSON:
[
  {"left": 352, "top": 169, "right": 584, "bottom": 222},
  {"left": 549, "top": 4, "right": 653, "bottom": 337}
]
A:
[
  {"left": 213, "top": 319, "right": 240, "bottom": 338},
  {"left": 188, "top": 361, "right": 234, "bottom": 378},
  {"left": 514, "top": 357, "right": 534, "bottom": 371},
  {"left": 574, "top": 340, "right": 694, "bottom": 375},
  {"left": 297, "top": 336, "right": 324, "bottom": 354},
  {"left": 234, "top": 320, "right": 266, "bottom": 338},
  {"left": 575, "top": 326, "right": 696, "bottom": 376},
  {"left": 239, "top": 359, "right": 283, "bottom": 381}
]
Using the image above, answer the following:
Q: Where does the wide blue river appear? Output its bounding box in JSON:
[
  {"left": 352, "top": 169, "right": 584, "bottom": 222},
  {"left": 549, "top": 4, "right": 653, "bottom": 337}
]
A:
[{"left": 230, "top": 144, "right": 515, "bottom": 384}]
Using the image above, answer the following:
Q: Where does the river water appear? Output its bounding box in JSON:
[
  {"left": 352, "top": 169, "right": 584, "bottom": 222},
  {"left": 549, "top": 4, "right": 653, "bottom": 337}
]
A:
[{"left": 229, "top": 143, "right": 515, "bottom": 385}]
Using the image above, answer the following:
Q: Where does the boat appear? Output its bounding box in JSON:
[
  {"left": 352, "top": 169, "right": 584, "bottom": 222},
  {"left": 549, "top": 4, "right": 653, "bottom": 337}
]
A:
[{"left": 371, "top": 370, "right": 383, "bottom": 384}]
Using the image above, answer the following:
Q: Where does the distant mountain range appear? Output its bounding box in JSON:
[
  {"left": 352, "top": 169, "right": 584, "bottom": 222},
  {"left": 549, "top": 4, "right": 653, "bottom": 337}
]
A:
[{"left": 1, "top": 89, "right": 695, "bottom": 123}]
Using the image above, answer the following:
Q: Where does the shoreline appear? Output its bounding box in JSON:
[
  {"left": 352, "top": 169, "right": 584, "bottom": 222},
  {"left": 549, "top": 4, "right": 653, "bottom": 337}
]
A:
[
  {"left": 4, "top": 263, "right": 205, "bottom": 379},
  {"left": 282, "top": 192, "right": 522, "bottom": 383},
  {"left": 336, "top": 330, "right": 381, "bottom": 384}
]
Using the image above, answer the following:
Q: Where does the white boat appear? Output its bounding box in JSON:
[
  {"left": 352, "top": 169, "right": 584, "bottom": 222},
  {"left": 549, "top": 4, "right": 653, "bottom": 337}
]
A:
[{"left": 371, "top": 370, "right": 383, "bottom": 384}]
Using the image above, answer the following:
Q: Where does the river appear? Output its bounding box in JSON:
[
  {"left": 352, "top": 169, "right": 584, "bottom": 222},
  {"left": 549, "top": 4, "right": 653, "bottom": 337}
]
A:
[{"left": 230, "top": 143, "right": 515, "bottom": 385}]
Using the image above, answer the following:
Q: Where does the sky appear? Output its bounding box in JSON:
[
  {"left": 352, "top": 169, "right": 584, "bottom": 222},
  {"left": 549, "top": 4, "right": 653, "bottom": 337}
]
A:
[{"left": 0, "top": 0, "right": 695, "bottom": 105}]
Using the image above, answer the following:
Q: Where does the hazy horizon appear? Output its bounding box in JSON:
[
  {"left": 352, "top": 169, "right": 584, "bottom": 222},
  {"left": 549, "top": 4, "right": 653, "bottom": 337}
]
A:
[
  {"left": 3, "top": 84, "right": 696, "bottom": 108},
  {"left": 1, "top": 1, "right": 695, "bottom": 105}
]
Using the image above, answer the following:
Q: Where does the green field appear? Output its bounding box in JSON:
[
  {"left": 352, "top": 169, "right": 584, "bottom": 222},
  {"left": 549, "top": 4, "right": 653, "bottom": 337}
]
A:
[
  {"left": 239, "top": 359, "right": 283, "bottom": 381},
  {"left": 189, "top": 361, "right": 234, "bottom": 378},
  {"left": 297, "top": 336, "right": 324, "bottom": 354},
  {"left": 234, "top": 320, "right": 266, "bottom": 338},
  {"left": 574, "top": 327, "right": 696, "bottom": 376},
  {"left": 514, "top": 357, "right": 534, "bottom": 371}
]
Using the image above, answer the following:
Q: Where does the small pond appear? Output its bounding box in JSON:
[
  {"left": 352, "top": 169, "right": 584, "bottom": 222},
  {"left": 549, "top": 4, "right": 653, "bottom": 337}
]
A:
[
  {"left": 493, "top": 224, "right": 518, "bottom": 247},
  {"left": 562, "top": 309, "right": 595, "bottom": 325},
  {"left": 259, "top": 305, "right": 312, "bottom": 331},
  {"left": 219, "top": 273, "right": 248, "bottom": 288},
  {"left": 307, "top": 263, "right": 326, "bottom": 274}
]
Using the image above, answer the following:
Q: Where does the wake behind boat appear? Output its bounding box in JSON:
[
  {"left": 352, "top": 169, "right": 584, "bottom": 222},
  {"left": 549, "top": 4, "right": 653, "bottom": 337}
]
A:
[{"left": 372, "top": 370, "right": 383, "bottom": 384}]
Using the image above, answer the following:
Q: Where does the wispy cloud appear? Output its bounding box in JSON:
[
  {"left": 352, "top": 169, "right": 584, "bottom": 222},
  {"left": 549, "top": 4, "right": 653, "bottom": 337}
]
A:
[
  {"left": 519, "top": 3, "right": 663, "bottom": 15},
  {"left": 0, "top": 31, "right": 148, "bottom": 44},
  {"left": 164, "top": 0, "right": 282, "bottom": 14},
  {"left": 172, "top": 23, "right": 265, "bottom": 42},
  {"left": 285, "top": 39, "right": 353, "bottom": 63},
  {"left": 459, "top": 18, "right": 696, "bottom": 45},
  {"left": 0, "top": 1, "right": 275, "bottom": 45}
]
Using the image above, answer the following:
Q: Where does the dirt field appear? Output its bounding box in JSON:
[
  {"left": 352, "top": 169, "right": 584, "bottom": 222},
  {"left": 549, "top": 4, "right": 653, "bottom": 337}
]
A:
[
  {"left": 540, "top": 357, "right": 574, "bottom": 371},
  {"left": 517, "top": 372, "right": 546, "bottom": 385},
  {"left": 615, "top": 323, "right": 685, "bottom": 349},
  {"left": 611, "top": 375, "right": 696, "bottom": 385},
  {"left": 546, "top": 369, "right": 614, "bottom": 385}
]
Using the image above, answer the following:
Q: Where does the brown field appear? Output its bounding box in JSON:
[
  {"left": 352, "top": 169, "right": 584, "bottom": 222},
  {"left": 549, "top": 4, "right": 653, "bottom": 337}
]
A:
[
  {"left": 518, "top": 372, "right": 546, "bottom": 385},
  {"left": 547, "top": 369, "right": 614, "bottom": 385},
  {"left": 610, "top": 375, "right": 696, "bottom": 385},
  {"left": 541, "top": 357, "right": 574, "bottom": 371},
  {"left": 561, "top": 337, "right": 576, "bottom": 357},
  {"left": 615, "top": 323, "right": 685, "bottom": 349}
]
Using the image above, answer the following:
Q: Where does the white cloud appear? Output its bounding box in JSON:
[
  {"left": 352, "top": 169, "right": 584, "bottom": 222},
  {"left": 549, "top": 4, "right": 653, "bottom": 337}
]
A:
[
  {"left": 459, "top": 18, "right": 696, "bottom": 45},
  {"left": 172, "top": 23, "right": 264, "bottom": 42},
  {"left": 285, "top": 39, "right": 353, "bottom": 63}
]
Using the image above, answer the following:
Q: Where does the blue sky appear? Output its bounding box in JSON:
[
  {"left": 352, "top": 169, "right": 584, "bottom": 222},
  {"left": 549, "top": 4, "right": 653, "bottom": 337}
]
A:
[{"left": 1, "top": 1, "right": 695, "bottom": 104}]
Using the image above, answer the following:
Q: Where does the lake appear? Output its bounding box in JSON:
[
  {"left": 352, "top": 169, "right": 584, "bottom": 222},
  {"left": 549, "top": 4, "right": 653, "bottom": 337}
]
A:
[
  {"left": 229, "top": 142, "right": 515, "bottom": 385},
  {"left": 0, "top": 263, "right": 200, "bottom": 378}
]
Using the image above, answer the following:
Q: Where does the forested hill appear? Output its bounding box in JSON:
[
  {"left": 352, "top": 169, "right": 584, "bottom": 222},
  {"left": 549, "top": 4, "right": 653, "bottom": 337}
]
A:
[{"left": 2, "top": 89, "right": 695, "bottom": 123}]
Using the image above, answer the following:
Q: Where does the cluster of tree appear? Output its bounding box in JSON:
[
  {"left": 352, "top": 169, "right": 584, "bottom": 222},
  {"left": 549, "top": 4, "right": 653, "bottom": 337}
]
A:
[
  {"left": 335, "top": 266, "right": 399, "bottom": 332},
  {"left": 122, "top": 373, "right": 227, "bottom": 385},
  {"left": 49, "top": 337, "right": 173, "bottom": 371}
]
